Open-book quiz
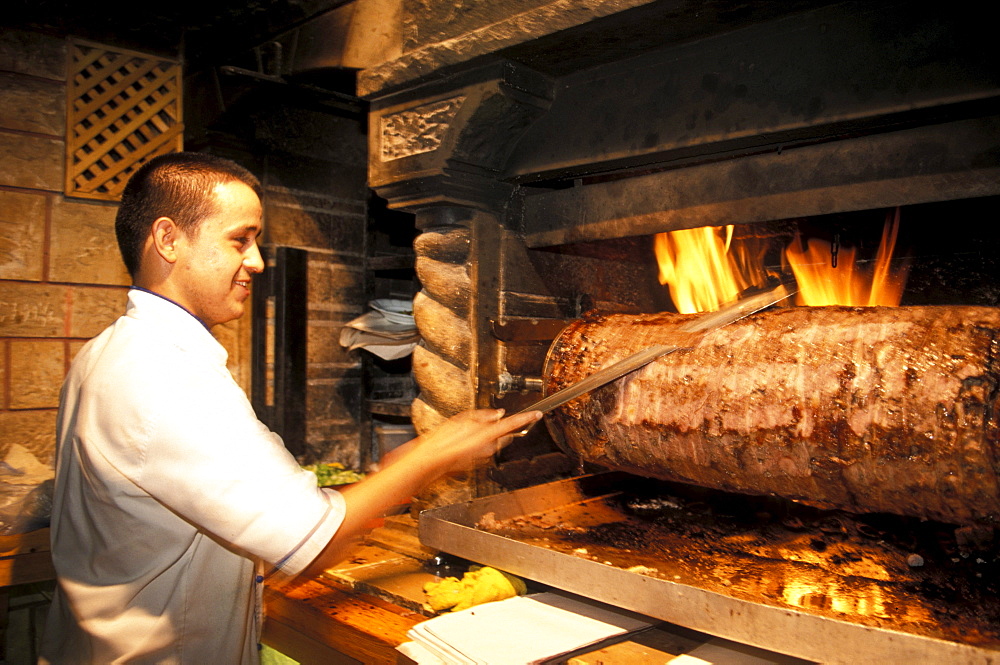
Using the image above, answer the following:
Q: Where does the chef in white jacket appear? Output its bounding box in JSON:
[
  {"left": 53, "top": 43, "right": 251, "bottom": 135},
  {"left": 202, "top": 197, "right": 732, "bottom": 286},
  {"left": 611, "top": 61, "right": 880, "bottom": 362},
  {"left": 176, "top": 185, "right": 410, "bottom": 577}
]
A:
[{"left": 40, "top": 152, "right": 540, "bottom": 664}]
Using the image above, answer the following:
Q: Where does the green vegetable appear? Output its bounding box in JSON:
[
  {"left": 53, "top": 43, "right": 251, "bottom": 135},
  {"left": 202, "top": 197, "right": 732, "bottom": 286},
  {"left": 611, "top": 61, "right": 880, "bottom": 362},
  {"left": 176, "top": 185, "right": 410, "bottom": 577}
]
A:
[{"left": 302, "top": 462, "right": 365, "bottom": 487}]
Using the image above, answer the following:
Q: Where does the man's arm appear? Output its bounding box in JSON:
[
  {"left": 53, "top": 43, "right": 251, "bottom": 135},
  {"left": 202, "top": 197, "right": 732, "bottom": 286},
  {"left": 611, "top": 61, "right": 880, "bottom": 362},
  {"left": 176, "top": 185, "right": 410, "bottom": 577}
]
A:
[{"left": 297, "top": 408, "right": 542, "bottom": 579}]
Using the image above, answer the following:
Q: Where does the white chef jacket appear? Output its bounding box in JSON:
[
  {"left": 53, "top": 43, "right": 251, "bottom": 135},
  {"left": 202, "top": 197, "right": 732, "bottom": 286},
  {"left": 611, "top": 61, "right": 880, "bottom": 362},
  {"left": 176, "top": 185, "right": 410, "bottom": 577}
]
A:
[{"left": 40, "top": 288, "right": 346, "bottom": 664}]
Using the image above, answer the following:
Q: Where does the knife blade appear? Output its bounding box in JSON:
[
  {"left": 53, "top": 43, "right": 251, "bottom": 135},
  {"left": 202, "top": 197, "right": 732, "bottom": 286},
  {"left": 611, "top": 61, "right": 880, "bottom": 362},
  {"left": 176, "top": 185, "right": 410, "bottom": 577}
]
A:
[{"left": 509, "top": 281, "right": 796, "bottom": 436}]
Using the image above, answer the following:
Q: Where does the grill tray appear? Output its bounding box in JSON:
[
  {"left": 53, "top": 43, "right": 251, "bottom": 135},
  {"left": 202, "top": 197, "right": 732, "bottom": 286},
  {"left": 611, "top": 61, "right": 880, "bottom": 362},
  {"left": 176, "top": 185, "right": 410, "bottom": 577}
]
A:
[{"left": 419, "top": 472, "right": 1000, "bottom": 664}]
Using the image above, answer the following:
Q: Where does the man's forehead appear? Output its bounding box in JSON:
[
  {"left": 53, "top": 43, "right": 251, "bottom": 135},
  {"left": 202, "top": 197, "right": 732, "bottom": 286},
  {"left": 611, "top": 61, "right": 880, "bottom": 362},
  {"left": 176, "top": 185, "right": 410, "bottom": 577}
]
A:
[
  {"left": 191, "top": 181, "right": 263, "bottom": 234},
  {"left": 207, "top": 181, "right": 262, "bottom": 213}
]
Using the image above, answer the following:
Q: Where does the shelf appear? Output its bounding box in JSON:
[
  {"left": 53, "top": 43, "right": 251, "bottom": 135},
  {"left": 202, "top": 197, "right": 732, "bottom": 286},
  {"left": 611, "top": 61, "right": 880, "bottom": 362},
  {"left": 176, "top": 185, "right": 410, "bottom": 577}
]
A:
[{"left": 369, "top": 398, "right": 414, "bottom": 417}]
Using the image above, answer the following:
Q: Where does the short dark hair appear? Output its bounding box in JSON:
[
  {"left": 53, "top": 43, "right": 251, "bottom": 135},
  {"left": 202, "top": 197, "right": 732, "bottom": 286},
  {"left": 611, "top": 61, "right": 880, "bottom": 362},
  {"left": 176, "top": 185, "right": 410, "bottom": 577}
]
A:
[{"left": 115, "top": 152, "right": 263, "bottom": 277}]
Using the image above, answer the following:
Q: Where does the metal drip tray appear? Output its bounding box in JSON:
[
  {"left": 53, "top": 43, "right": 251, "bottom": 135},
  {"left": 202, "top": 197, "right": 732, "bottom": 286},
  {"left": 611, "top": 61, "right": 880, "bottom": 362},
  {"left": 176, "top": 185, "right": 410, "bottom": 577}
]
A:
[{"left": 419, "top": 472, "right": 1000, "bottom": 664}]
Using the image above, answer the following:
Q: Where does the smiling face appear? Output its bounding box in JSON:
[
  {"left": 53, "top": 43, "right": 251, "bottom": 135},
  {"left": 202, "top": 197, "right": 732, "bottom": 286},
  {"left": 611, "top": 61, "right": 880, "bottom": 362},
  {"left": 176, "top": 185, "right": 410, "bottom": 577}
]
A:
[{"left": 170, "top": 180, "right": 264, "bottom": 328}]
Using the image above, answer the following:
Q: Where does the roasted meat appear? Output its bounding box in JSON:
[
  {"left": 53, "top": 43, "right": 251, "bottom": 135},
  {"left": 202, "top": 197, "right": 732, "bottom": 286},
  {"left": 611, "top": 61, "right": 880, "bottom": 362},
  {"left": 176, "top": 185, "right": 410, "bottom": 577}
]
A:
[{"left": 543, "top": 305, "right": 1000, "bottom": 525}]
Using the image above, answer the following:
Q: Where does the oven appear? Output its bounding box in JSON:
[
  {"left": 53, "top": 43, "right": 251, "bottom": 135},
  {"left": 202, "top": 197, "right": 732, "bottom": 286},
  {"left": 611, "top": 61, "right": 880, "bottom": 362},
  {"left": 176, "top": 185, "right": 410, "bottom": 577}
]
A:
[{"left": 362, "top": 1, "right": 1000, "bottom": 661}]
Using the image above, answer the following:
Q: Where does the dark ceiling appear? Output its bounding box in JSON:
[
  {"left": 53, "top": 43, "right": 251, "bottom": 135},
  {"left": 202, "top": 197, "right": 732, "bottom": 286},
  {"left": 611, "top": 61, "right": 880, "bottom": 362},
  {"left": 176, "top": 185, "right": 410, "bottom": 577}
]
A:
[{"left": 3, "top": 0, "right": 351, "bottom": 70}]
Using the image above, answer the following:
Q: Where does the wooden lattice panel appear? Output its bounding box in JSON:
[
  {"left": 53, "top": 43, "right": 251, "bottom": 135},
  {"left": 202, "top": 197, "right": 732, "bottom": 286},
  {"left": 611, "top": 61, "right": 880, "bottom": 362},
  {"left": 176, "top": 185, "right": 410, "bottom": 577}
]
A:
[{"left": 65, "top": 39, "right": 183, "bottom": 201}]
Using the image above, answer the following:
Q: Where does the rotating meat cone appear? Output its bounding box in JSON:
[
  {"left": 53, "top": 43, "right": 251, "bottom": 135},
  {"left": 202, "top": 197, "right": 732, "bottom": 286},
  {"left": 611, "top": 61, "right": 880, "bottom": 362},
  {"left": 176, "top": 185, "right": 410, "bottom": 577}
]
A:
[{"left": 542, "top": 305, "right": 1000, "bottom": 525}]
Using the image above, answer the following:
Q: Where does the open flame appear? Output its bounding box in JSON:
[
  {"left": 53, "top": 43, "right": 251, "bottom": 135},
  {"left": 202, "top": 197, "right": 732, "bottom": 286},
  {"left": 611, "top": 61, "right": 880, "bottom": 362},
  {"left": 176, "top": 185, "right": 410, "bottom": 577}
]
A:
[
  {"left": 786, "top": 208, "right": 909, "bottom": 307},
  {"left": 654, "top": 225, "right": 769, "bottom": 313},
  {"left": 654, "top": 208, "right": 909, "bottom": 313}
]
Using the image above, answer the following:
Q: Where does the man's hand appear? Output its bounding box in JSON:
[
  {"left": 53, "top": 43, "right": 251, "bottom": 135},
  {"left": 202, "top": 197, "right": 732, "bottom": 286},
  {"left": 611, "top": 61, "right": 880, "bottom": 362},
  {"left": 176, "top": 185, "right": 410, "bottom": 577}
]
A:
[
  {"left": 296, "top": 408, "right": 542, "bottom": 580},
  {"left": 400, "top": 408, "right": 542, "bottom": 475}
]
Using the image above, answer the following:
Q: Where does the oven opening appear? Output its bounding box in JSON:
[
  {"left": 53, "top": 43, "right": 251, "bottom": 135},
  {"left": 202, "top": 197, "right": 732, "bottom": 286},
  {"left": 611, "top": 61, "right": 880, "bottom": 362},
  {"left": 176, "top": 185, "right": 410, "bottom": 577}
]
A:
[
  {"left": 655, "top": 197, "right": 998, "bottom": 312},
  {"left": 523, "top": 195, "right": 1000, "bottom": 318},
  {"left": 497, "top": 193, "right": 1000, "bottom": 464}
]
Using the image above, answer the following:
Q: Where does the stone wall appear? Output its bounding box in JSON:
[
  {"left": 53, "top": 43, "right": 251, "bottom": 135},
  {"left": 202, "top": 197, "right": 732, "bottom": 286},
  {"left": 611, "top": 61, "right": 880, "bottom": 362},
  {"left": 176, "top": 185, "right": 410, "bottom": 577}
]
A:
[
  {"left": 239, "top": 102, "right": 372, "bottom": 467},
  {"left": 259, "top": 167, "right": 370, "bottom": 467},
  {"left": 0, "top": 29, "right": 252, "bottom": 466},
  {"left": 1, "top": 25, "right": 389, "bottom": 472}
]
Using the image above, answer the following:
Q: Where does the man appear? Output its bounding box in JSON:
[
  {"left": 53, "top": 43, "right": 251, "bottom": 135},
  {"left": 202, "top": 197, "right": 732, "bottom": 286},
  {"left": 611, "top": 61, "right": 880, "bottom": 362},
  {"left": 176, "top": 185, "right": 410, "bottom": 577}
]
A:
[{"left": 40, "top": 152, "right": 540, "bottom": 663}]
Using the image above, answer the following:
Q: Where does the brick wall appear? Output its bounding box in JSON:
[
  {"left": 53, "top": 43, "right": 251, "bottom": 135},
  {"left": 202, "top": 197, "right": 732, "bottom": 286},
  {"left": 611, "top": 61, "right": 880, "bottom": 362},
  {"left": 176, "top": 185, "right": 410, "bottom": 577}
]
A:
[{"left": 0, "top": 29, "right": 252, "bottom": 466}]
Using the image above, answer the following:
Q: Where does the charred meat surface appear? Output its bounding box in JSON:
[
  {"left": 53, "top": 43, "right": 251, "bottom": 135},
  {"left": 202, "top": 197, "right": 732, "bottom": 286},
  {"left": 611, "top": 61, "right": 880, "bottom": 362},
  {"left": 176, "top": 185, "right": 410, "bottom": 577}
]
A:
[{"left": 543, "top": 305, "right": 1000, "bottom": 525}]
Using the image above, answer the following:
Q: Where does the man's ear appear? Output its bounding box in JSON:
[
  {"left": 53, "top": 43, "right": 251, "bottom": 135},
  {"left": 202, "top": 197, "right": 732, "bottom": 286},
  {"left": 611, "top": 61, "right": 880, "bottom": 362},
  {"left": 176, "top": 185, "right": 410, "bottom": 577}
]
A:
[{"left": 151, "top": 217, "right": 180, "bottom": 263}]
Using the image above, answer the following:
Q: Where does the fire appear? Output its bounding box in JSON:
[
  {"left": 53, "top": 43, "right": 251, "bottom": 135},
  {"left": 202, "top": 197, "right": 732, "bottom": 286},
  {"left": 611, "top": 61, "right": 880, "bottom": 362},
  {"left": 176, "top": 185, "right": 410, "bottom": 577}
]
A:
[
  {"left": 654, "top": 225, "right": 767, "bottom": 314},
  {"left": 785, "top": 208, "right": 909, "bottom": 307},
  {"left": 654, "top": 209, "right": 909, "bottom": 312}
]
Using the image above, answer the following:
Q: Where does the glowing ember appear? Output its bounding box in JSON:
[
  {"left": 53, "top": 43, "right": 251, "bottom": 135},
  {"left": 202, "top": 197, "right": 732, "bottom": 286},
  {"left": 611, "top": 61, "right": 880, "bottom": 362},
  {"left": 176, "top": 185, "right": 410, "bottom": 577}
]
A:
[{"left": 655, "top": 209, "right": 909, "bottom": 312}]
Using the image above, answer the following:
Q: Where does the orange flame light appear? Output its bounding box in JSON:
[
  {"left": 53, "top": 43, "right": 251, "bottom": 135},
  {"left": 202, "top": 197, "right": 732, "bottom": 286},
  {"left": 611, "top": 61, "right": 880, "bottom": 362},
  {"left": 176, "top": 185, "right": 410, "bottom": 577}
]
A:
[
  {"left": 654, "top": 225, "right": 769, "bottom": 313},
  {"left": 785, "top": 209, "right": 909, "bottom": 307},
  {"left": 654, "top": 209, "right": 909, "bottom": 312}
]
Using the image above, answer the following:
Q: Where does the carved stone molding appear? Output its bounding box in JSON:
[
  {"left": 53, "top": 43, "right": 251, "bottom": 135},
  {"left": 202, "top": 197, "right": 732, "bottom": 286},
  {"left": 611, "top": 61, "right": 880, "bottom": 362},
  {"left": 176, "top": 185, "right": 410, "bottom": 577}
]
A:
[
  {"left": 369, "top": 63, "right": 552, "bottom": 214},
  {"left": 379, "top": 96, "right": 465, "bottom": 162}
]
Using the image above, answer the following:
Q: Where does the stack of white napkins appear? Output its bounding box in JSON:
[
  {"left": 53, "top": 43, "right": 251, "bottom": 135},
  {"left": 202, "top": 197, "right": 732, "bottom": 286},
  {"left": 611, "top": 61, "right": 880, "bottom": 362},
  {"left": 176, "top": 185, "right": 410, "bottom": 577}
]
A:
[
  {"left": 339, "top": 299, "right": 419, "bottom": 360},
  {"left": 398, "top": 592, "right": 655, "bottom": 664}
]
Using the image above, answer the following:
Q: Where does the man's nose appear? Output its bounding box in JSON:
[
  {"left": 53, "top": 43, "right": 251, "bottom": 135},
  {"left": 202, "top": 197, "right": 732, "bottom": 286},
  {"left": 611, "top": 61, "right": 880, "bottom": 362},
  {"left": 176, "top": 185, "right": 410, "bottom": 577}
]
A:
[{"left": 244, "top": 242, "right": 265, "bottom": 273}]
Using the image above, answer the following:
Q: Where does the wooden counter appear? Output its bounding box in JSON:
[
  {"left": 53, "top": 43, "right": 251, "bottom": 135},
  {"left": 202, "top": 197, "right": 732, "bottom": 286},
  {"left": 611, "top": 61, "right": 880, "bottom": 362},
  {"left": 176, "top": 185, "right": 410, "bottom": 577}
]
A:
[
  {"left": 261, "top": 517, "right": 811, "bottom": 665},
  {"left": 262, "top": 516, "right": 433, "bottom": 664},
  {"left": 263, "top": 575, "right": 812, "bottom": 665},
  {"left": 263, "top": 575, "right": 422, "bottom": 664},
  {"left": 0, "top": 527, "right": 55, "bottom": 588}
]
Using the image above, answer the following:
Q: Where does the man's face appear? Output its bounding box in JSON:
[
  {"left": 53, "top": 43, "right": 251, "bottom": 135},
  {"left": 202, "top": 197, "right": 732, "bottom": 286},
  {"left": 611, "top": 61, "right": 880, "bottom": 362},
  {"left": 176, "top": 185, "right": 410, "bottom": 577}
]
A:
[{"left": 171, "top": 180, "right": 264, "bottom": 328}]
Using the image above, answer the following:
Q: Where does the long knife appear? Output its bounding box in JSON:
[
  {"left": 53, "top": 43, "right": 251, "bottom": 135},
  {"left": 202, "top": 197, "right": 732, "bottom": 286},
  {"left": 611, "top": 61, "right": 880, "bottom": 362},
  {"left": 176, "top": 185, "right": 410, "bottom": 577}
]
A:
[{"left": 510, "top": 281, "right": 796, "bottom": 435}]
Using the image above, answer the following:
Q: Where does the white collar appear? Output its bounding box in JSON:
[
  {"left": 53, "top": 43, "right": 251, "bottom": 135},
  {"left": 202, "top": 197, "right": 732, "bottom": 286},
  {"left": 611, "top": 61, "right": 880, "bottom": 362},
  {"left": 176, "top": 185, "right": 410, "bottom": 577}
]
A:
[{"left": 125, "top": 288, "right": 229, "bottom": 367}]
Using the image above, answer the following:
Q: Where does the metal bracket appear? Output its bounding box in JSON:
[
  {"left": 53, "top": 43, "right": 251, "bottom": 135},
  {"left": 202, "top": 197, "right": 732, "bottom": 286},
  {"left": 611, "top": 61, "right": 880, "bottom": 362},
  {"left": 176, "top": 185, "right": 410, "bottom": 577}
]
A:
[{"left": 496, "top": 372, "right": 545, "bottom": 396}]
